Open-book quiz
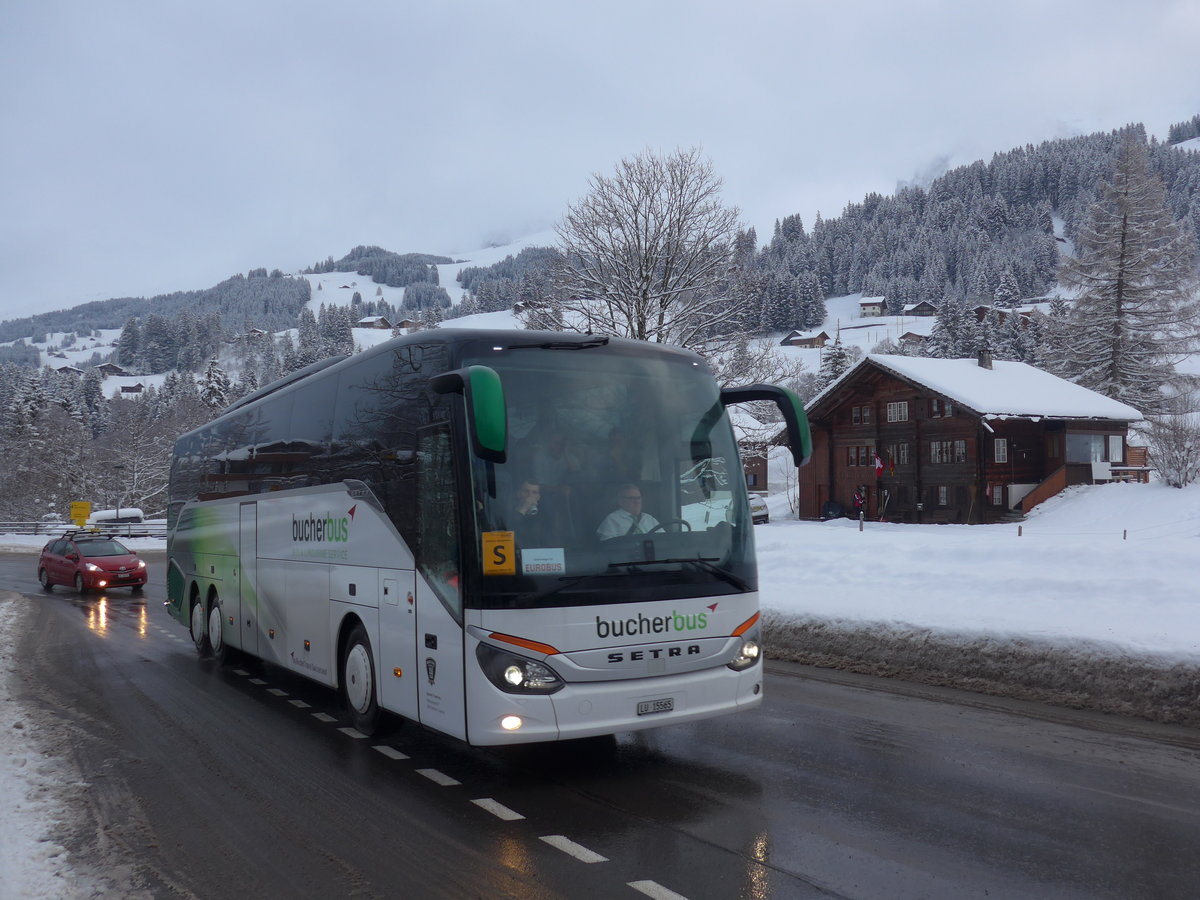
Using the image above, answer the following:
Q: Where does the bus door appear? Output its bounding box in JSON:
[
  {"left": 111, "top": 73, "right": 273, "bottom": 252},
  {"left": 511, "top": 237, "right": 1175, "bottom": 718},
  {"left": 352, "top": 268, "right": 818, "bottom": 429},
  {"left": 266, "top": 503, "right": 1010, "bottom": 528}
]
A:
[
  {"left": 239, "top": 502, "right": 257, "bottom": 656},
  {"left": 415, "top": 582, "right": 467, "bottom": 740},
  {"left": 378, "top": 569, "right": 418, "bottom": 721}
]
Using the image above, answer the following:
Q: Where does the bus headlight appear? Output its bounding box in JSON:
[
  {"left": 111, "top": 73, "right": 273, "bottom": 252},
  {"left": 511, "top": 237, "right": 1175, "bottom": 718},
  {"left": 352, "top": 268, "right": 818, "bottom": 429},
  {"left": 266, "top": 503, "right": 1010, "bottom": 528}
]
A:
[
  {"left": 477, "top": 643, "right": 564, "bottom": 694},
  {"left": 728, "top": 637, "right": 762, "bottom": 671}
]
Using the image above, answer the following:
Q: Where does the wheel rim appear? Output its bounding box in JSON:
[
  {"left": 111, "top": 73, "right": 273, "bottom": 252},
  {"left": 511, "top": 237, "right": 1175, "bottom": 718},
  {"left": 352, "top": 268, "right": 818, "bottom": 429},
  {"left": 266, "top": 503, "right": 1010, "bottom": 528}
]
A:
[
  {"left": 208, "top": 603, "right": 223, "bottom": 654},
  {"left": 39, "top": 569, "right": 49, "bottom": 587},
  {"left": 190, "top": 602, "right": 206, "bottom": 648},
  {"left": 344, "top": 643, "right": 373, "bottom": 714}
]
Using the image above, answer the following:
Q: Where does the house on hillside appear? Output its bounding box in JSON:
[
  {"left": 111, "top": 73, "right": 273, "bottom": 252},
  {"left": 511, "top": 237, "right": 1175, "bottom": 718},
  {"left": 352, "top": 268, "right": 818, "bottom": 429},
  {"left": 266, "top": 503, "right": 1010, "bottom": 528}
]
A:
[
  {"left": 796, "top": 353, "right": 1143, "bottom": 524},
  {"left": 119, "top": 383, "right": 145, "bottom": 395},
  {"left": 779, "top": 329, "right": 830, "bottom": 348},
  {"left": 898, "top": 331, "right": 930, "bottom": 349},
  {"left": 902, "top": 300, "right": 939, "bottom": 317},
  {"left": 93, "top": 362, "right": 129, "bottom": 378},
  {"left": 356, "top": 315, "right": 392, "bottom": 329},
  {"left": 859, "top": 297, "right": 886, "bottom": 317}
]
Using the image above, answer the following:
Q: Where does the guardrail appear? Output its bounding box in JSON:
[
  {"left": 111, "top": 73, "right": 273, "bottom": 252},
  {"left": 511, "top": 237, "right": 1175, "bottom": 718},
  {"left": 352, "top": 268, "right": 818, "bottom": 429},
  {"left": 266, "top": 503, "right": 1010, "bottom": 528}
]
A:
[{"left": 0, "top": 522, "right": 168, "bottom": 539}]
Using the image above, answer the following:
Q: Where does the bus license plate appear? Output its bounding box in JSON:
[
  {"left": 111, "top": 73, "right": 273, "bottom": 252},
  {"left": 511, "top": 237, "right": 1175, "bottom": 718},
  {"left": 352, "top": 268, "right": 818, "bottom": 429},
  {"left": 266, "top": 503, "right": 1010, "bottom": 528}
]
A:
[{"left": 637, "top": 697, "right": 674, "bottom": 716}]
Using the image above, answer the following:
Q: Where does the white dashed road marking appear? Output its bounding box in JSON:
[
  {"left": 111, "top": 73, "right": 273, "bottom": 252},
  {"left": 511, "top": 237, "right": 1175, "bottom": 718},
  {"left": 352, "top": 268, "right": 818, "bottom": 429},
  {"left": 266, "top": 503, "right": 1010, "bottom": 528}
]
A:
[
  {"left": 373, "top": 745, "right": 409, "bottom": 761},
  {"left": 629, "top": 881, "right": 689, "bottom": 900},
  {"left": 416, "top": 768, "right": 460, "bottom": 786},
  {"left": 338, "top": 727, "right": 368, "bottom": 739},
  {"left": 267, "top": 688, "right": 288, "bottom": 697},
  {"left": 471, "top": 798, "right": 524, "bottom": 821},
  {"left": 249, "top": 678, "right": 267, "bottom": 685},
  {"left": 539, "top": 835, "right": 608, "bottom": 864},
  {"left": 288, "top": 699, "right": 311, "bottom": 708},
  {"left": 312, "top": 712, "right": 337, "bottom": 723}
]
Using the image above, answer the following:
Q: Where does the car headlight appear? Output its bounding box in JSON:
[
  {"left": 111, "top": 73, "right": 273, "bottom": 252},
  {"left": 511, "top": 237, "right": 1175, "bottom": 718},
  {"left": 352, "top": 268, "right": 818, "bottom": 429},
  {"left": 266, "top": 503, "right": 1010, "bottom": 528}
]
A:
[
  {"left": 476, "top": 642, "right": 564, "bottom": 694},
  {"left": 137, "top": 560, "right": 146, "bottom": 569},
  {"left": 728, "top": 635, "right": 762, "bottom": 671},
  {"left": 84, "top": 563, "right": 102, "bottom": 572}
]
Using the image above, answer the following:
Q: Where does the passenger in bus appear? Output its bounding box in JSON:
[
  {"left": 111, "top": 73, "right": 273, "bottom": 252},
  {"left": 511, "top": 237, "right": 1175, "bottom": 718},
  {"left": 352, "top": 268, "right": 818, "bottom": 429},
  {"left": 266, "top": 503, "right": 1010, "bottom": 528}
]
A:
[
  {"left": 596, "top": 484, "right": 661, "bottom": 540},
  {"left": 591, "top": 426, "right": 638, "bottom": 487},
  {"left": 508, "top": 478, "right": 552, "bottom": 548},
  {"left": 531, "top": 430, "right": 581, "bottom": 536}
]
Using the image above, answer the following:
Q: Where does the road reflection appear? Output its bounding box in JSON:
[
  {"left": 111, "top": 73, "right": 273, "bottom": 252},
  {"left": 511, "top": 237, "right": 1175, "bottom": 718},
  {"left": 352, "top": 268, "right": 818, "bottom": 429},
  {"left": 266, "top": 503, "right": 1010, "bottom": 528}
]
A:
[{"left": 77, "top": 592, "right": 150, "bottom": 639}]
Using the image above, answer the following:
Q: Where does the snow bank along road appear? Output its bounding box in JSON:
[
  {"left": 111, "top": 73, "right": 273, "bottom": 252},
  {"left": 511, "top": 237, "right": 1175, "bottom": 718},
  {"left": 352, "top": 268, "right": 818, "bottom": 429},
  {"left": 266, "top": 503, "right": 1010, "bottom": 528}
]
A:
[{"left": 756, "top": 483, "right": 1200, "bottom": 729}]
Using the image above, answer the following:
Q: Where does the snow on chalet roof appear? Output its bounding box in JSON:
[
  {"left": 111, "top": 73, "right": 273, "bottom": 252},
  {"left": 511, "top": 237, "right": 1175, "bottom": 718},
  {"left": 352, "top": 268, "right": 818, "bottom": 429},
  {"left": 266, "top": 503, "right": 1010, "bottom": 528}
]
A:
[{"left": 810, "top": 354, "right": 1144, "bottom": 421}]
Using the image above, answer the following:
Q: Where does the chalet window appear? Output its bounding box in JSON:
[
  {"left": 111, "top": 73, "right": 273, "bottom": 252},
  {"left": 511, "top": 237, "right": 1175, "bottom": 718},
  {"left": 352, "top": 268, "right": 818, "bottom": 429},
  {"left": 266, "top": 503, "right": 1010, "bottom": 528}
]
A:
[
  {"left": 990, "top": 485, "right": 1003, "bottom": 506},
  {"left": 861, "top": 405, "right": 871, "bottom": 424},
  {"left": 1108, "top": 435, "right": 1123, "bottom": 464},
  {"left": 850, "top": 405, "right": 872, "bottom": 425},
  {"left": 931, "top": 398, "right": 940, "bottom": 417},
  {"left": 994, "top": 438, "right": 1008, "bottom": 463},
  {"left": 746, "top": 473, "right": 758, "bottom": 487},
  {"left": 1066, "top": 434, "right": 1106, "bottom": 463},
  {"left": 886, "top": 401, "right": 909, "bottom": 422},
  {"left": 955, "top": 440, "right": 967, "bottom": 463},
  {"left": 852, "top": 406, "right": 860, "bottom": 425},
  {"left": 937, "top": 486, "right": 948, "bottom": 506},
  {"left": 885, "top": 442, "right": 910, "bottom": 466},
  {"left": 930, "top": 440, "right": 952, "bottom": 464}
]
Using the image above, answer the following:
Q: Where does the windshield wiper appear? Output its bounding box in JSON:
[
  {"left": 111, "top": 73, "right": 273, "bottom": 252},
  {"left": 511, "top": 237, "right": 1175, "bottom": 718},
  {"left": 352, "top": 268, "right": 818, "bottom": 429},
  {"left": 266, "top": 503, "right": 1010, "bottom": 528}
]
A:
[
  {"left": 527, "top": 570, "right": 630, "bottom": 604},
  {"left": 607, "top": 557, "right": 750, "bottom": 592}
]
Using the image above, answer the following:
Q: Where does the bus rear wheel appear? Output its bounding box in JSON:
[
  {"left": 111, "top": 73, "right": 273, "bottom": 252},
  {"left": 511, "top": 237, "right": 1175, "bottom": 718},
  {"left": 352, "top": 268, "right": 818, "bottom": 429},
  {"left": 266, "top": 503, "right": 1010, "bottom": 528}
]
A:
[
  {"left": 190, "top": 596, "right": 211, "bottom": 656},
  {"left": 342, "top": 623, "right": 380, "bottom": 736},
  {"left": 208, "top": 594, "right": 231, "bottom": 664}
]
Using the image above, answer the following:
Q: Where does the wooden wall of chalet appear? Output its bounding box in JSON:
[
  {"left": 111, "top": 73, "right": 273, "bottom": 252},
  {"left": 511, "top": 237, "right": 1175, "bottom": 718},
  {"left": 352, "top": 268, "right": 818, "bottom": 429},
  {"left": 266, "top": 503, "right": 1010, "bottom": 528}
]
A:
[{"left": 798, "top": 368, "right": 1131, "bottom": 524}]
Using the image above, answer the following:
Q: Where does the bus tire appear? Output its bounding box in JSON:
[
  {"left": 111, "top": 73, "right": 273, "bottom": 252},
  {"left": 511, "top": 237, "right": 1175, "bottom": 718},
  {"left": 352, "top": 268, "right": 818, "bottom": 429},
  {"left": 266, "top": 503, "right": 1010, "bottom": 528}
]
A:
[
  {"left": 342, "top": 622, "right": 380, "bottom": 736},
  {"left": 189, "top": 594, "right": 211, "bottom": 657},
  {"left": 207, "top": 592, "right": 230, "bottom": 665}
]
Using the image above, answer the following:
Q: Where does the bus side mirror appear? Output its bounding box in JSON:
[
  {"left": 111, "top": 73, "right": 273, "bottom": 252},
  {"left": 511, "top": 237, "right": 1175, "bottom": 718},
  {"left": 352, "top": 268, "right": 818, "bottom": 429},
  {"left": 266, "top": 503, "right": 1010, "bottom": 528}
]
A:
[
  {"left": 720, "top": 384, "right": 812, "bottom": 468},
  {"left": 431, "top": 365, "right": 507, "bottom": 463}
]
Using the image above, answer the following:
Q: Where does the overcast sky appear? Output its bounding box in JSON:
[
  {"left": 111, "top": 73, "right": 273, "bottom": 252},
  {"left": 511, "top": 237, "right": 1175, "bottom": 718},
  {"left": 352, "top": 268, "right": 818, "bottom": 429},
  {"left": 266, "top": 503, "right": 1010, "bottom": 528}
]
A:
[{"left": 1, "top": 0, "right": 1198, "bottom": 323}]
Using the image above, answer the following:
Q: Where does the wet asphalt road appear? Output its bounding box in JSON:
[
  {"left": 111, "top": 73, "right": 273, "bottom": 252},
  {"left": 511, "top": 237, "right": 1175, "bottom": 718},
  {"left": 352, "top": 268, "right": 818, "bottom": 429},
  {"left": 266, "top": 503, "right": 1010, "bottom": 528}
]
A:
[{"left": 4, "top": 550, "right": 1200, "bottom": 899}]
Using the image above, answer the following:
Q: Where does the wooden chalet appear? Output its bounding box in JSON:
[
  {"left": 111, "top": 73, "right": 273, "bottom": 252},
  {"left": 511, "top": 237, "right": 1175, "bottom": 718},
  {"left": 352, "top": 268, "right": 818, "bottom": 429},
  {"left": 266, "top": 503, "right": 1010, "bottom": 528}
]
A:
[
  {"left": 797, "top": 353, "right": 1143, "bottom": 524},
  {"left": 780, "top": 329, "right": 830, "bottom": 348},
  {"left": 902, "top": 300, "right": 939, "bottom": 317},
  {"left": 858, "top": 297, "right": 886, "bottom": 317},
  {"left": 356, "top": 315, "right": 392, "bottom": 329}
]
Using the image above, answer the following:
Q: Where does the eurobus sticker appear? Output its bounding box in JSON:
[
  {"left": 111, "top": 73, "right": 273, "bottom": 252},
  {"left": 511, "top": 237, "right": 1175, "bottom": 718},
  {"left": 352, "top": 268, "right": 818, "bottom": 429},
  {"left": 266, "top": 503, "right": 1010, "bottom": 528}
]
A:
[{"left": 521, "top": 548, "right": 565, "bottom": 575}]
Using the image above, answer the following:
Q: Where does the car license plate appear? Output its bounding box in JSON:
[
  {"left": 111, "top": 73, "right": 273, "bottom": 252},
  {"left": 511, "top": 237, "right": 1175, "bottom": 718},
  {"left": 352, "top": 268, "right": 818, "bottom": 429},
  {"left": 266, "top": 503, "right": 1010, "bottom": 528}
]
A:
[{"left": 637, "top": 697, "right": 674, "bottom": 716}]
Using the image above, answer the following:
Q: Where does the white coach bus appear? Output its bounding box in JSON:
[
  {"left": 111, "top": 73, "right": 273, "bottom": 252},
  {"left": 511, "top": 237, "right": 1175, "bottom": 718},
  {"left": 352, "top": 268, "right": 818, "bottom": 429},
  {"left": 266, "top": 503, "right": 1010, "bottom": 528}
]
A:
[{"left": 166, "top": 329, "right": 810, "bottom": 745}]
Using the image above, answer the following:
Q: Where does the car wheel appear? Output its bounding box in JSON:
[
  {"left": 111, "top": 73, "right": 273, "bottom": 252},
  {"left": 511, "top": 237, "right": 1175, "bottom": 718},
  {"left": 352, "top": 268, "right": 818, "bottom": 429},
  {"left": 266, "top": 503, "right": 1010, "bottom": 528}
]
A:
[
  {"left": 38, "top": 568, "right": 53, "bottom": 592},
  {"left": 342, "top": 622, "right": 380, "bottom": 735},
  {"left": 190, "top": 597, "right": 211, "bottom": 656},
  {"left": 74, "top": 573, "right": 88, "bottom": 594},
  {"left": 131, "top": 584, "right": 144, "bottom": 594},
  {"left": 207, "top": 594, "right": 231, "bottom": 664}
]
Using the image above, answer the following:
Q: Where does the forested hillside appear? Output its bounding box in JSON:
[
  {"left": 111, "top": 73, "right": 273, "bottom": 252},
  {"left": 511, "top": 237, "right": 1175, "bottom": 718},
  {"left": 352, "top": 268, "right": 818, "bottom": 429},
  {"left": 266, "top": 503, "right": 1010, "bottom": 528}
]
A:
[{"left": 1, "top": 116, "right": 1197, "bottom": 520}]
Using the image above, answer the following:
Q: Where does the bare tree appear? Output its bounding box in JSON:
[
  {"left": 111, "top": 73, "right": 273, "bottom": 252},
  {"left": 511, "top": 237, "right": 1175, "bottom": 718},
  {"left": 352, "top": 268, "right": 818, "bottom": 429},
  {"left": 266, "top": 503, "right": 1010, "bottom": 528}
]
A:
[
  {"left": 539, "top": 148, "right": 797, "bottom": 384},
  {"left": 1145, "top": 392, "right": 1200, "bottom": 488}
]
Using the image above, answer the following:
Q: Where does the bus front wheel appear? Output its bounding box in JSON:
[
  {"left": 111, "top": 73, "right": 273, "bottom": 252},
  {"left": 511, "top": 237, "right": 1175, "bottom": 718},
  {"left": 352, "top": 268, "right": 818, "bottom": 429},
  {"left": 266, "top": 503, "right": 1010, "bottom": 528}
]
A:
[{"left": 342, "top": 623, "right": 380, "bottom": 736}]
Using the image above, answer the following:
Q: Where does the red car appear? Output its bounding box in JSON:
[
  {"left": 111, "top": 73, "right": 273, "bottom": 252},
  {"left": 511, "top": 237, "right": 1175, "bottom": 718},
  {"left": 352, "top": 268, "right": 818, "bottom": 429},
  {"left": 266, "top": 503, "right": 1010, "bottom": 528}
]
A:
[{"left": 38, "top": 533, "right": 147, "bottom": 594}]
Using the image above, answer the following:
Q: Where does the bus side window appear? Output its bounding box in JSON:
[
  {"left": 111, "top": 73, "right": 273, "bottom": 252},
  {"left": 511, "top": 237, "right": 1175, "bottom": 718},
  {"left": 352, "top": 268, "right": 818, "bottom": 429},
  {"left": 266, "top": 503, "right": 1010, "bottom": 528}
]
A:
[{"left": 417, "top": 422, "right": 461, "bottom": 616}]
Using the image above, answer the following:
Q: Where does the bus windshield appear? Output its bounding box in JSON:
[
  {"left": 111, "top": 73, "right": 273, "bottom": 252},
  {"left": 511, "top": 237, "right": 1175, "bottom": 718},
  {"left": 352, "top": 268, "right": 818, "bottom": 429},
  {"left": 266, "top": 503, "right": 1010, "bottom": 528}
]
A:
[{"left": 463, "top": 342, "right": 756, "bottom": 609}]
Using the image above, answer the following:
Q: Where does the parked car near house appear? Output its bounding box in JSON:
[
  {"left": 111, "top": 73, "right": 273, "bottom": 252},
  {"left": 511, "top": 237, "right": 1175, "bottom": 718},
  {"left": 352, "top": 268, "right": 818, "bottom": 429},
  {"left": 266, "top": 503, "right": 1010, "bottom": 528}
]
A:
[
  {"left": 748, "top": 493, "right": 770, "bottom": 525},
  {"left": 38, "top": 532, "right": 147, "bottom": 593}
]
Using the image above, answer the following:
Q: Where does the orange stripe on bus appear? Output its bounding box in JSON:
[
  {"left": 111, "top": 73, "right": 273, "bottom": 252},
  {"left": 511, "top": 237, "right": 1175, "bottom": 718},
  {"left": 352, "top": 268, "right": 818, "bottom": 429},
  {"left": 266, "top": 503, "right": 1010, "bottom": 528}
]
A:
[
  {"left": 488, "top": 632, "right": 560, "bottom": 656},
  {"left": 732, "top": 612, "right": 760, "bottom": 636}
]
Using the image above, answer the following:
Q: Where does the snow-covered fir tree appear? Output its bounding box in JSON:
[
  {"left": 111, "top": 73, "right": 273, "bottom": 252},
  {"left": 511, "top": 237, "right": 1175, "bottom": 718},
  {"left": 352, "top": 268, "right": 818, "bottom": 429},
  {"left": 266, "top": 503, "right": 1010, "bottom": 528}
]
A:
[{"left": 1059, "top": 135, "right": 1199, "bottom": 413}]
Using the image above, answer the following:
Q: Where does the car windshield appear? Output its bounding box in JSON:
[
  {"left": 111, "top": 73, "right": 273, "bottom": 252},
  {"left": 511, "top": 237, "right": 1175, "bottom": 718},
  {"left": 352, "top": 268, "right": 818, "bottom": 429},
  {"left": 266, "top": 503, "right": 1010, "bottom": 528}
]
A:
[
  {"left": 462, "top": 342, "right": 756, "bottom": 610},
  {"left": 75, "top": 539, "right": 132, "bottom": 557}
]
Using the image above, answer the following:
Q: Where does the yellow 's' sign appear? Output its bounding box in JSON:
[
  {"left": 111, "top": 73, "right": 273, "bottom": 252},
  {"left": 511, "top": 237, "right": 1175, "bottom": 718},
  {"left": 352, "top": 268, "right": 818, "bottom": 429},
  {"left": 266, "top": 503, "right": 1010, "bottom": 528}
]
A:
[{"left": 481, "top": 531, "right": 515, "bottom": 576}]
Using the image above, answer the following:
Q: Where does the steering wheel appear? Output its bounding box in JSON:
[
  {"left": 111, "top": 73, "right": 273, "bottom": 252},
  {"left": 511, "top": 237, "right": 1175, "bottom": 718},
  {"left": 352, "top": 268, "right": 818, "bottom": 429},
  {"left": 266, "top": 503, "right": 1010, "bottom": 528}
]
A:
[{"left": 647, "top": 519, "right": 692, "bottom": 534}]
